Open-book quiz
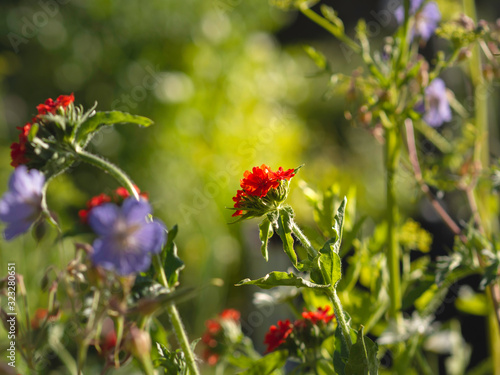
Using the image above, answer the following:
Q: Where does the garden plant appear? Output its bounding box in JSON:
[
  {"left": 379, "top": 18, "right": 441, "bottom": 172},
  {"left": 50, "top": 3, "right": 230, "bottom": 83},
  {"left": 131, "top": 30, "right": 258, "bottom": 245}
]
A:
[{"left": 1, "top": 0, "right": 500, "bottom": 374}]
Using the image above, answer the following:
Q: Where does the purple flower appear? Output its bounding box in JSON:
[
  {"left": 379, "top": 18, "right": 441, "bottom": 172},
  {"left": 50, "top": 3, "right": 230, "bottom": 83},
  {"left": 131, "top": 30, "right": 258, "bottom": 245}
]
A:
[
  {"left": 417, "top": 78, "right": 452, "bottom": 127},
  {"left": 395, "top": 0, "right": 441, "bottom": 42},
  {"left": 88, "top": 197, "right": 166, "bottom": 275},
  {"left": 0, "top": 166, "right": 44, "bottom": 240}
]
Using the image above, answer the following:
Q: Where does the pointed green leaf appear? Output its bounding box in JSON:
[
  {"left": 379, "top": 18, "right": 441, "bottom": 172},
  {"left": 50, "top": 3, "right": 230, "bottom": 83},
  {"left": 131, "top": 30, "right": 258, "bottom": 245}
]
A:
[
  {"left": 259, "top": 217, "right": 273, "bottom": 262},
  {"left": 239, "top": 350, "right": 288, "bottom": 375},
  {"left": 235, "top": 271, "right": 330, "bottom": 290},
  {"left": 73, "top": 111, "right": 153, "bottom": 146},
  {"left": 332, "top": 197, "right": 347, "bottom": 255},
  {"left": 319, "top": 250, "right": 342, "bottom": 288},
  {"left": 276, "top": 207, "right": 297, "bottom": 266},
  {"left": 345, "top": 327, "right": 379, "bottom": 375},
  {"left": 163, "top": 225, "right": 184, "bottom": 288}
]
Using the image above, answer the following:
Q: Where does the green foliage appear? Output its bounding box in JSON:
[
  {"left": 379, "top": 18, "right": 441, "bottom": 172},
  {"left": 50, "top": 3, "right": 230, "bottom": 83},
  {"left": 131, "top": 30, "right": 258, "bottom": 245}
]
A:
[
  {"left": 345, "top": 328, "right": 378, "bottom": 375},
  {"left": 259, "top": 217, "right": 273, "bottom": 262},
  {"left": 236, "top": 271, "right": 330, "bottom": 290},
  {"left": 162, "top": 225, "right": 185, "bottom": 289},
  {"left": 238, "top": 350, "right": 288, "bottom": 375},
  {"left": 73, "top": 110, "right": 153, "bottom": 147},
  {"left": 275, "top": 207, "right": 298, "bottom": 267}
]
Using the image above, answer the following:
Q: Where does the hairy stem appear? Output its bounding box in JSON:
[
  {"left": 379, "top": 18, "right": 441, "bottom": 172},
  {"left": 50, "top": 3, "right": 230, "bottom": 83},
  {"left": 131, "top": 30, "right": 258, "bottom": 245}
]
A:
[
  {"left": 291, "top": 221, "right": 318, "bottom": 258},
  {"left": 385, "top": 125, "right": 403, "bottom": 326},
  {"left": 75, "top": 148, "right": 139, "bottom": 200},
  {"left": 325, "top": 288, "right": 352, "bottom": 349},
  {"left": 154, "top": 255, "right": 200, "bottom": 375}
]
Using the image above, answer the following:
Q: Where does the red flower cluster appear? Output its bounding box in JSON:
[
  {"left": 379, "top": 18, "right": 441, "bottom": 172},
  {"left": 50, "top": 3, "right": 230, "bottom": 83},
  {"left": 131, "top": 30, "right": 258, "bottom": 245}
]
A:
[
  {"left": 264, "top": 306, "right": 335, "bottom": 353},
  {"left": 201, "top": 308, "right": 241, "bottom": 366},
  {"left": 79, "top": 185, "right": 148, "bottom": 223},
  {"left": 10, "top": 94, "right": 75, "bottom": 167},
  {"left": 301, "top": 306, "right": 335, "bottom": 324},
  {"left": 232, "top": 165, "right": 295, "bottom": 217},
  {"left": 264, "top": 319, "right": 293, "bottom": 353}
]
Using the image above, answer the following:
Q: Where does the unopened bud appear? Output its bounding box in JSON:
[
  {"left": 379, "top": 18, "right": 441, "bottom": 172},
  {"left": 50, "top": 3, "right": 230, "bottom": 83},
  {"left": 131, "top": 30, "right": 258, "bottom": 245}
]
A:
[{"left": 128, "top": 325, "right": 151, "bottom": 359}]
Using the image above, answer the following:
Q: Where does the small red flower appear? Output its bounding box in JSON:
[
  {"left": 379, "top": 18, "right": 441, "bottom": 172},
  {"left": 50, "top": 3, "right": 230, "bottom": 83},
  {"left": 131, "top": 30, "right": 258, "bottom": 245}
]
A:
[
  {"left": 220, "top": 308, "right": 240, "bottom": 321},
  {"left": 231, "top": 165, "right": 296, "bottom": 218},
  {"left": 201, "top": 309, "right": 242, "bottom": 366},
  {"left": 301, "top": 306, "right": 335, "bottom": 325},
  {"left": 10, "top": 94, "right": 74, "bottom": 167},
  {"left": 264, "top": 319, "right": 293, "bottom": 352},
  {"left": 240, "top": 164, "right": 279, "bottom": 198},
  {"left": 36, "top": 93, "right": 74, "bottom": 115},
  {"left": 79, "top": 187, "right": 148, "bottom": 224}
]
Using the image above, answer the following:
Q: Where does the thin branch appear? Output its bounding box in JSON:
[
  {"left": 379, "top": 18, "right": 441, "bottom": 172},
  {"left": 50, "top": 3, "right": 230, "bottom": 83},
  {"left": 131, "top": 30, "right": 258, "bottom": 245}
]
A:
[
  {"left": 404, "top": 119, "right": 467, "bottom": 243},
  {"left": 404, "top": 118, "right": 500, "bottom": 332}
]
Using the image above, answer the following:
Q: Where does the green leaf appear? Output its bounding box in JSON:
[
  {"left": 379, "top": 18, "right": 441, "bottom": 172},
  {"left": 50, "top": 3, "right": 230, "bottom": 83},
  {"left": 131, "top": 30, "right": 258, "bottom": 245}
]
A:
[
  {"left": 333, "top": 325, "right": 348, "bottom": 375},
  {"left": 345, "top": 327, "right": 379, "bottom": 375},
  {"left": 331, "top": 197, "right": 347, "bottom": 255},
  {"left": 276, "top": 207, "right": 297, "bottom": 267},
  {"left": 259, "top": 217, "right": 273, "bottom": 262},
  {"left": 235, "top": 271, "right": 330, "bottom": 290},
  {"left": 163, "top": 225, "right": 185, "bottom": 288},
  {"left": 303, "top": 45, "right": 327, "bottom": 70},
  {"left": 73, "top": 111, "right": 153, "bottom": 146},
  {"left": 319, "top": 250, "right": 342, "bottom": 288},
  {"left": 238, "top": 350, "right": 288, "bottom": 375}
]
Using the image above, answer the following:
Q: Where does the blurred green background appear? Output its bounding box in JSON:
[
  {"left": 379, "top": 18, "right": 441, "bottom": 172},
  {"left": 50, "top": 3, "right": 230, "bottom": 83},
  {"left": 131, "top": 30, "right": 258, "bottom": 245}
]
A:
[{"left": 1, "top": 0, "right": 500, "bottom": 373}]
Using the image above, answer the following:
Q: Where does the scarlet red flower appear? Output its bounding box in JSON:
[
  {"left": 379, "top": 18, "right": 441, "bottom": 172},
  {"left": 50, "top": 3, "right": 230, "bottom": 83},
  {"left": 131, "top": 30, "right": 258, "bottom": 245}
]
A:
[
  {"left": 240, "top": 164, "right": 279, "bottom": 198},
  {"left": 231, "top": 165, "right": 296, "bottom": 218},
  {"left": 201, "top": 308, "right": 242, "bottom": 366},
  {"left": 220, "top": 308, "right": 240, "bottom": 321},
  {"left": 10, "top": 94, "right": 74, "bottom": 167},
  {"left": 264, "top": 319, "right": 293, "bottom": 353},
  {"left": 79, "top": 187, "right": 148, "bottom": 224},
  {"left": 301, "top": 306, "right": 335, "bottom": 324},
  {"left": 36, "top": 93, "right": 74, "bottom": 115}
]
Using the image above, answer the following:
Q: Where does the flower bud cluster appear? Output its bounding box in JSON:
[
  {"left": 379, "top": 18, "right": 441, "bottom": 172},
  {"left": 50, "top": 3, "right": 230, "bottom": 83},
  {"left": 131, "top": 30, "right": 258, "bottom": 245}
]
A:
[
  {"left": 201, "top": 309, "right": 242, "bottom": 365},
  {"left": 231, "top": 164, "right": 297, "bottom": 219},
  {"left": 264, "top": 306, "right": 335, "bottom": 355}
]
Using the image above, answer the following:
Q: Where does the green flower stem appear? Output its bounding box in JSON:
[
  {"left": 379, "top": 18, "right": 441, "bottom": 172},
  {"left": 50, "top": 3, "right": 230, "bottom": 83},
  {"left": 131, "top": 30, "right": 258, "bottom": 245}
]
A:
[
  {"left": 298, "top": 3, "right": 360, "bottom": 54},
  {"left": 325, "top": 288, "right": 352, "bottom": 349},
  {"left": 75, "top": 148, "right": 139, "bottom": 200},
  {"left": 385, "top": 126, "right": 403, "bottom": 327},
  {"left": 291, "top": 221, "right": 318, "bottom": 258},
  {"left": 153, "top": 255, "right": 201, "bottom": 375},
  {"left": 463, "top": 1, "right": 500, "bottom": 372}
]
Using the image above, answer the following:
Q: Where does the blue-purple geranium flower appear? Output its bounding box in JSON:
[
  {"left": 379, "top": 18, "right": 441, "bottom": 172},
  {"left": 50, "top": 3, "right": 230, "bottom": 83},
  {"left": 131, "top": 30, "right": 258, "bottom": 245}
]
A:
[
  {"left": 0, "top": 166, "right": 44, "bottom": 240},
  {"left": 88, "top": 197, "right": 166, "bottom": 276},
  {"left": 395, "top": 0, "right": 441, "bottom": 42},
  {"left": 416, "top": 78, "right": 452, "bottom": 127}
]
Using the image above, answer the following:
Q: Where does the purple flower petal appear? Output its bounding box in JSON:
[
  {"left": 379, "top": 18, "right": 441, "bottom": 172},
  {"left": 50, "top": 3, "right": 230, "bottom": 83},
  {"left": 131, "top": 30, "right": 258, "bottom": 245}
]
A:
[
  {"left": 88, "top": 203, "right": 121, "bottom": 237},
  {"left": 122, "top": 198, "right": 151, "bottom": 226},
  {"left": 422, "top": 78, "right": 452, "bottom": 127},
  {"left": 0, "top": 167, "right": 44, "bottom": 240},
  {"left": 132, "top": 220, "right": 167, "bottom": 255},
  {"left": 88, "top": 199, "right": 166, "bottom": 276},
  {"left": 394, "top": 0, "right": 441, "bottom": 42}
]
